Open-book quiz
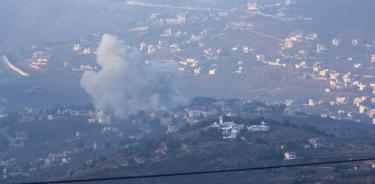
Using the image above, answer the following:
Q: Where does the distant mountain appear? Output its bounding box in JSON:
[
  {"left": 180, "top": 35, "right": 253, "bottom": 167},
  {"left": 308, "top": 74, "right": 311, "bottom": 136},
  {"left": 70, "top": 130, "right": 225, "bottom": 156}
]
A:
[{"left": 0, "top": 0, "right": 146, "bottom": 51}]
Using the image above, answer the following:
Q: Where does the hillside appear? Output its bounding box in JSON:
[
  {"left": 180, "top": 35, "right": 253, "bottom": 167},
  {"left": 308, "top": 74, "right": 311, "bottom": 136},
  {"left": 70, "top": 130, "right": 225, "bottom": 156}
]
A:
[{"left": 66, "top": 113, "right": 375, "bottom": 184}]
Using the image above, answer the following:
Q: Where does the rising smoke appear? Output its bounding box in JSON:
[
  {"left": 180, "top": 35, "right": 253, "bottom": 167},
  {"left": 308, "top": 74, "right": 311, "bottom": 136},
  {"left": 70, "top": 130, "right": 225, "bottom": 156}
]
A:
[{"left": 80, "top": 34, "right": 188, "bottom": 118}]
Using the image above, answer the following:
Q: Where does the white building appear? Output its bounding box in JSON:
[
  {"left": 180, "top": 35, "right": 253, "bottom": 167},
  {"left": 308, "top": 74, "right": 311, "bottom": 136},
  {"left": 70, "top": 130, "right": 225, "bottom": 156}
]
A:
[
  {"left": 247, "top": 125, "right": 270, "bottom": 132},
  {"left": 284, "top": 152, "right": 297, "bottom": 160},
  {"left": 332, "top": 38, "right": 340, "bottom": 47},
  {"left": 247, "top": 3, "right": 257, "bottom": 11},
  {"left": 308, "top": 138, "right": 321, "bottom": 149},
  {"left": 336, "top": 96, "right": 347, "bottom": 104},
  {"left": 160, "top": 28, "right": 172, "bottom": 37},
  {"left": 147, "top": 45, "right": 157, "bottom": 55},
  {"left": 307, "top": 99, "right": 316, "bottom": 107},
  {"left": 352, "top": 39, "right": 358, "bottom": 47},
  {"left": 165, "top": 14, "right": 186, "bottom": 25},
  {"left": 208, "top": 68, "right": 216, "bottom": 75},
  {"left": 213, "top": 117, "right": 244, "bottom": 139},
  {"left": 73, "top": 44, "right": 81, "bottom": 51},
  {"left": 316, "top": 43, "right": 326, "bottom": 53}
]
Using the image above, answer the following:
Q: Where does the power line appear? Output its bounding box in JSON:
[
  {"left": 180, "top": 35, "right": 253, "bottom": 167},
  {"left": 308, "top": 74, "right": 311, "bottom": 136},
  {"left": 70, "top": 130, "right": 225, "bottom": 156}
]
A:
[{"left": 19, "top": 156, "right": 375, "bottom": 184}]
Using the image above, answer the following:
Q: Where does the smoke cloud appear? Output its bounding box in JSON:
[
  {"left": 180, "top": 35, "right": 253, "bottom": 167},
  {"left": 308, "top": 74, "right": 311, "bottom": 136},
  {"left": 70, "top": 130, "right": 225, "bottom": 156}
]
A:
[{"left": 81, "top": 34, "right": 188, "bottom": 117}]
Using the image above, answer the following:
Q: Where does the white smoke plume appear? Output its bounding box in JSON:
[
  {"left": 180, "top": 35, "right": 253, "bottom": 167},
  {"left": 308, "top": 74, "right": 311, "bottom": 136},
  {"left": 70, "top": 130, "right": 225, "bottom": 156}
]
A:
[{"left": 81, "top": 34, "right": 188, "bottom": 117}]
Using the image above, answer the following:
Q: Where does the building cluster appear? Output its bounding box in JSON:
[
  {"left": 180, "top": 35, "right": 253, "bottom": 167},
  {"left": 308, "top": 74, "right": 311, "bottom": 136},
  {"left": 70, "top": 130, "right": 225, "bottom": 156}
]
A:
[
  {"left": 126, "top": 4, "right": 375, "bottom": 124},
  {"left": 1, "top": 159, "right": 30, "bottom": 179},
  {"left": 87, "top": 110, "right": 111, "bottom": 124},
  {"left": 72, "top": 43, "right": 92, "bottom": 55},
  {"left": 277, "top": 33, "right": 375, "bottom": 123},
  {"left": 211, "top": 116, "right": 270, "bottom": 140},
  {"left": 18, "top": 106, "right": 116, "bottom": 127},
  {"left": 28, "top": 50, "right": 50, "bottom": 70},
  {"left": 38, "top": 152, "right": 72, "bottom": 169}
]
